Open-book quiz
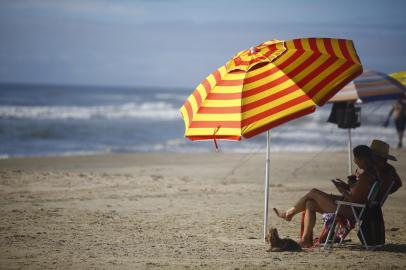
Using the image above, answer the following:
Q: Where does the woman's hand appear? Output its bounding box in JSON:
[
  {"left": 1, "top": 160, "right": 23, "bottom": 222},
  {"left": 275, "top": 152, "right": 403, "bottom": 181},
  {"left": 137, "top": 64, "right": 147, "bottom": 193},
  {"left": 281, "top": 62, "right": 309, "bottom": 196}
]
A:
[{"left": 336, "top": 184, "right": 347, "bottom": 195}]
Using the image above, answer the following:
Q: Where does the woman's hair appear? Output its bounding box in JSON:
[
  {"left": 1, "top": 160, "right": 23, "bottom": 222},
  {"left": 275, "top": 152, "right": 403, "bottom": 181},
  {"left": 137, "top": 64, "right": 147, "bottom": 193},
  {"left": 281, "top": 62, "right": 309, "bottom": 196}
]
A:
[
  {"left": 353, "top": 145, "right": 375, "bottom": 174},
  {"left": 353, "top": 145, "right": 371, "bottom": 160}
]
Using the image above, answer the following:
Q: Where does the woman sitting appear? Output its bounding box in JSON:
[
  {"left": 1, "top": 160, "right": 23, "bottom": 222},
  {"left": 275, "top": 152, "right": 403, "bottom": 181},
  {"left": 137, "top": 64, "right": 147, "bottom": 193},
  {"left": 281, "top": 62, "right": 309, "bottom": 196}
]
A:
[{"left": 273, "top": 145, "right": 377, "bottom": 247}]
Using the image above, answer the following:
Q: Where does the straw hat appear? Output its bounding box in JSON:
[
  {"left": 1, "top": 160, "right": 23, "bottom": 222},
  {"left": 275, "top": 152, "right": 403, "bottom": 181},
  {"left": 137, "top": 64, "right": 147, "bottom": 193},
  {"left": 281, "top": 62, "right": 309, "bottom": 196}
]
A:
[{"left": 370, "top": 139, "right": 397, "bottom": 161}]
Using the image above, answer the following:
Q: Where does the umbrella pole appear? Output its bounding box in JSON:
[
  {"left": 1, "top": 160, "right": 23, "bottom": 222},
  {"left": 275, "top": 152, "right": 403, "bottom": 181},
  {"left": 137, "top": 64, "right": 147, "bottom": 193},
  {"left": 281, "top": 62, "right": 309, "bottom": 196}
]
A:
[
  {"left": 347, "top": 129, "right": 353, "bottom": 175},
  {"left": 263, "top": 131, "right": 271, "bottom": 242}
]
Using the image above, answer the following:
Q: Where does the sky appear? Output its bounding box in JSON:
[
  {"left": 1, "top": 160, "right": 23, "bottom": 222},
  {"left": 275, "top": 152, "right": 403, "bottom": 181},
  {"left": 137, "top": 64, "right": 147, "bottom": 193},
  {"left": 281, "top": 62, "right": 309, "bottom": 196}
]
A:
[{"left": 0, "top": 0, "right": 405, "bottom": 89}]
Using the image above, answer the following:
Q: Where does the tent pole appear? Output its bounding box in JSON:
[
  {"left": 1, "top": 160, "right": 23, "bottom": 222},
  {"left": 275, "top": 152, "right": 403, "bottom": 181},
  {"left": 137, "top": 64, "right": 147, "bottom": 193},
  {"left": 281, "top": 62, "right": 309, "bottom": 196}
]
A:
[
  {"left": 348, "top": 129, "right": 353, "bottom": 175},
  {"left": 263, "top": 131, "right": 271, "bottom": 242}
]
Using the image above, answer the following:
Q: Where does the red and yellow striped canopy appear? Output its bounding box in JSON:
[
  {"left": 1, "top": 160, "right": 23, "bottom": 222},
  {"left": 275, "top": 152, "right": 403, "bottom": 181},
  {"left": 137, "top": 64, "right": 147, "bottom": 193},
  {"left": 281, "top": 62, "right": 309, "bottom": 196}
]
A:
[{"left": 180, "top": 38, "right": 363, "bottom": 141}]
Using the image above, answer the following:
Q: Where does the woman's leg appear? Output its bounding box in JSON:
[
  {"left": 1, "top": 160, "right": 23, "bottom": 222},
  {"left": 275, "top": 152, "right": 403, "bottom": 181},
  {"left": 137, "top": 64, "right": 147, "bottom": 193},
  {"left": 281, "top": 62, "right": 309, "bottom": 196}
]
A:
[
  {"left": 398, "top": 130, "right": 403, "bottom": 148},
  {"left": 274, "top": 188, "right": 340, "bottom": 221},
  {"left": 301, "top": 199, "right": 317, "bottom": 245},
  {"left": 395, "top": 118, "right": 405, "bottom": 148}
]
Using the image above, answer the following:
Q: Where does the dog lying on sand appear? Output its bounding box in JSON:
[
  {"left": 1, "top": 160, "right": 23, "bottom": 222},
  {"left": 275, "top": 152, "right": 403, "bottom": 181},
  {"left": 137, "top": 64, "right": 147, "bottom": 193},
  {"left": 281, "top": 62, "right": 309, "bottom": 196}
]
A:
[{"left": 265, "top": 228, "right": 302, "bottom": 252}]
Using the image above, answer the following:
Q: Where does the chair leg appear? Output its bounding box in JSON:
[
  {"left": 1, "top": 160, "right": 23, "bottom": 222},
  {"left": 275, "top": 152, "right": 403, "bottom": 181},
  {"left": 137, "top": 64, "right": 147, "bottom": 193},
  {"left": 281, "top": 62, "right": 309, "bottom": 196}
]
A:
[
  {"left": 358, "top": 227, "right": 369, "bottom": 249},
  {"left": 324, "top": 206, "right": 340, "bottom": 249},
  {"left": 350, "top": 206, "right": 371, "bottom": 249}
]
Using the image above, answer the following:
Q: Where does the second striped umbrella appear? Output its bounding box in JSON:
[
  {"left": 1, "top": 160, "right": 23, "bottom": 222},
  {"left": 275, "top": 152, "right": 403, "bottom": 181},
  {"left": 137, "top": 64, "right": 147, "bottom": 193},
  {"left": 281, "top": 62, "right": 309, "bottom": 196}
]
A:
[{"left": 329, "top": 70, "right": 406, "bottom": 102}]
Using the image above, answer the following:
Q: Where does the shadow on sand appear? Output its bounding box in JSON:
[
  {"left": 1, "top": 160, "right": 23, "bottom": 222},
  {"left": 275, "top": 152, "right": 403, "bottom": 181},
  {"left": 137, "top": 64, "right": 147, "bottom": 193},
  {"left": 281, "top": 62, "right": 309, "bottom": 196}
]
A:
[
  {"left": 376, "top": 244, "right": 406, "bottom": 253},
  {"left": 323, "top": 243, "right": 406, "bottom": 253}
]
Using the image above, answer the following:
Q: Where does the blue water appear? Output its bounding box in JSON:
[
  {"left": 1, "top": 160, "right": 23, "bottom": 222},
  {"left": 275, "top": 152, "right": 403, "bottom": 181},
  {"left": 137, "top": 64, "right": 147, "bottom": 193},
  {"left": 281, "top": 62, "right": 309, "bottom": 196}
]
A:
[{"left": 0, "top": 83, "right": 399, "bottom": 158}]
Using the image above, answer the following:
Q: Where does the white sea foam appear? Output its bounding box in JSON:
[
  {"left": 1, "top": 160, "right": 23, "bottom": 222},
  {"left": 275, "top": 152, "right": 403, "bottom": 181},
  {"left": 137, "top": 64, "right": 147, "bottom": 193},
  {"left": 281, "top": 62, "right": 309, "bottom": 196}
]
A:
[
  {"left": 0, "top": 102, "right": 180, "bottom": 120},
  {"left": 166, "top": 121, "right": 399, "bottom": 153},
  {"left": 0, "top": 150, "right": 111, "bottom": 159}
]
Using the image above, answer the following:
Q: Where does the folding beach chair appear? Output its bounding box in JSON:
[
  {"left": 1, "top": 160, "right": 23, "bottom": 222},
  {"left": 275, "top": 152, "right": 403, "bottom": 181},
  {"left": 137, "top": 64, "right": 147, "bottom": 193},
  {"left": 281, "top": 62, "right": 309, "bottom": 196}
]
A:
[
  {"left": 323, "top": 179, "right": 396, "bottom": 250},
  {"left": 323, "top": 180, "right": 381, "bottom": 250}
]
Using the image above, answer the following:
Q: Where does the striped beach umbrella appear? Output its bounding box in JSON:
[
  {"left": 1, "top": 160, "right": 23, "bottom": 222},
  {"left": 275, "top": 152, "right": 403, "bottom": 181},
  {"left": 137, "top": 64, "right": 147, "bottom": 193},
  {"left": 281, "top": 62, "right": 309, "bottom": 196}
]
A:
[
  {"left": 180, "top": 38, "right": 363, "bottom": 240},
  {"left": 181, "top": 38, "right": 362, "bottom": 140},
  {"left": 329, "top": 70, "right": 406, "bottom": 102}
]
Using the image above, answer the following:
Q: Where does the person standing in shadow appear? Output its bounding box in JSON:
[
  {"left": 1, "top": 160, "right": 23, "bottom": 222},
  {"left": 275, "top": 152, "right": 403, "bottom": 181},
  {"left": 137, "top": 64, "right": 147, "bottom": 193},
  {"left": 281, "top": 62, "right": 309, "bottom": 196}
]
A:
[{"left": 384, "top": 95, "right": 406, "bottom": 148}]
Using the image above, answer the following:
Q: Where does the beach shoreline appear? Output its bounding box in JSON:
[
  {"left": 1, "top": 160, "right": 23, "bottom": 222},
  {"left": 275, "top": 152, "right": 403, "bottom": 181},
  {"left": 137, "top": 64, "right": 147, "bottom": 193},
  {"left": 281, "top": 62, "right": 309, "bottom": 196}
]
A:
[{"left": 1, "top": 151, "right": 405, "bottom": 269}]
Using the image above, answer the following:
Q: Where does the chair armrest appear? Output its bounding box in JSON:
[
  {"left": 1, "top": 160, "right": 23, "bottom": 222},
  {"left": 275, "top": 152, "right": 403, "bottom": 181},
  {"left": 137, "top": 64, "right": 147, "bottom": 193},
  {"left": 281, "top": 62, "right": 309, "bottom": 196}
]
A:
[{"left": 335, "top": 200, "right": 365, "bottom": 208}]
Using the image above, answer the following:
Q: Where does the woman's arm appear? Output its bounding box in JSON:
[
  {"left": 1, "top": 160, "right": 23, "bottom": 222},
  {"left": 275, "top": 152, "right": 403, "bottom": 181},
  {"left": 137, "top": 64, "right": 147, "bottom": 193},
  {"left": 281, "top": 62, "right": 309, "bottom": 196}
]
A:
[
  {"left": 343, "top": 173, "right": 371, "bottom": 203},
  {"left": 391, "top": 170, "right": 402, "bottom": 194},
  {"left": 384, "top": 106, "right": 395, "bottom": 126}
]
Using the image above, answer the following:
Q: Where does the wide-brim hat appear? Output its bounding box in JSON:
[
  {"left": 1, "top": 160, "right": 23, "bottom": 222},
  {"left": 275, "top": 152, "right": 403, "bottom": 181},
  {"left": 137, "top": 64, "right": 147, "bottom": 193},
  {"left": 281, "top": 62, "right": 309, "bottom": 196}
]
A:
[{"left": 370, "top": 139, "right": 397, "bottom": 161}]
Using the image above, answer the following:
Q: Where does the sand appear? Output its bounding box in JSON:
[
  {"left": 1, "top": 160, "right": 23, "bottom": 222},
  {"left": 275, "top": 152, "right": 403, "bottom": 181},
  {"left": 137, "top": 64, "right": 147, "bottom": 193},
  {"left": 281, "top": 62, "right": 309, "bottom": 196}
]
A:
[{"left": 0, "top": 150, "right": 405, "bottom": 269}]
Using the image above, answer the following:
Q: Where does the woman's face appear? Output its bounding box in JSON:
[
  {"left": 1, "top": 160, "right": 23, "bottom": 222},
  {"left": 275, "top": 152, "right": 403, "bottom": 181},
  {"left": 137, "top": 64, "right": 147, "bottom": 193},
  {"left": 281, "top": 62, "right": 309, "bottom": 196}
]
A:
[{"left": 354, "top": 156, "right": 366, "bottom": 170}]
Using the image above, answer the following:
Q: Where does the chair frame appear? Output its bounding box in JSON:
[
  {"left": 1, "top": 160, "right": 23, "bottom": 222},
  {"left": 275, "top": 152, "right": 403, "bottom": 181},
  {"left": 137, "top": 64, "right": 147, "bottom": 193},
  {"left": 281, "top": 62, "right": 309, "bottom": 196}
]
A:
[{"left": 323, "top": 179, "right": 394, "bottom": 250}]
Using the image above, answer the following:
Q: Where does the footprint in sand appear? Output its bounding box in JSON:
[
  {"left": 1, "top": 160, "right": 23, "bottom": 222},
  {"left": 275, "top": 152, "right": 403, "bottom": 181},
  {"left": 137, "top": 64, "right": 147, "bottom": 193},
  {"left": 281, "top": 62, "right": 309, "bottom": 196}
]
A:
[{"left": 151, "top": 175, "right": 164, "bottom": 181}]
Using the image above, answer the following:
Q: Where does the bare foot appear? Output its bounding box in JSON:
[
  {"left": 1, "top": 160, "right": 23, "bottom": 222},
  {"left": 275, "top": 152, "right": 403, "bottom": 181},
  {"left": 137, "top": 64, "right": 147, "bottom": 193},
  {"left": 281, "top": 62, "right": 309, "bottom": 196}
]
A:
[
  {"left": 273, "top": 208, "right": 292, "bottom": 221},
  {"left": 299, "top": 239, "right": 314, "bottom": 249}
]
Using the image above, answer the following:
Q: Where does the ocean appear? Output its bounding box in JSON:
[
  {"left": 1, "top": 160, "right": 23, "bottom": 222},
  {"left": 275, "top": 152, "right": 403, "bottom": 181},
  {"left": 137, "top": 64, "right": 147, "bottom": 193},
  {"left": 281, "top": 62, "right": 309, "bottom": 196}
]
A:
[{"left": 0, "top": 83, "right": 399, "bottom": 158}]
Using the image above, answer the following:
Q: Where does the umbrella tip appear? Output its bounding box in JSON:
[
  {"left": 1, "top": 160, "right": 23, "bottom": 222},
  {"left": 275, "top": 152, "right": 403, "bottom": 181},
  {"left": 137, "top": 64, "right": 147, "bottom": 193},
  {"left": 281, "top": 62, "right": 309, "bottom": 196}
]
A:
[{"left": 250, "top": 47, "right": 257, "bottom": 54}]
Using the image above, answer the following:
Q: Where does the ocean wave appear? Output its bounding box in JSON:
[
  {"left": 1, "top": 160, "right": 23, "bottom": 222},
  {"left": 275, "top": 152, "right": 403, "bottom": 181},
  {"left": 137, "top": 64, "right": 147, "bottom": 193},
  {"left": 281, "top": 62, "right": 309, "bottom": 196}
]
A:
[
  {"left": 0, "top": 102, "right": 180, "bottom": 120},
  {"left": 0, "top": 150, "right": 111, "bottom": 159}
]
